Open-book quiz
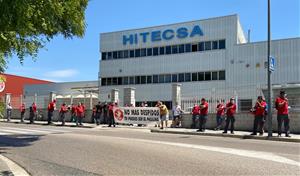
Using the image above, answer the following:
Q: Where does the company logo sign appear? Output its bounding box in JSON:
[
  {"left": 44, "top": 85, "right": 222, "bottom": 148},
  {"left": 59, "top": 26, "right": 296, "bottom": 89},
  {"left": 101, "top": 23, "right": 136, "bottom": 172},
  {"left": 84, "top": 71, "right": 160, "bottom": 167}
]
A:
[
  {"left": 0, "top": 76, "right": 6, "bottom": 92},
  {"left": 123, "top": 25, "right": 204, "bottom": 45}
]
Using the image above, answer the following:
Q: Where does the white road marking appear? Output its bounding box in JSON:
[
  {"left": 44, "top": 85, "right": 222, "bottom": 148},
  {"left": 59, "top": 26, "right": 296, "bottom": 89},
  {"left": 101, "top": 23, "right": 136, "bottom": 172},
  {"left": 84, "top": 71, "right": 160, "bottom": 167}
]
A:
[
  {"left": 0, "top": 154, "right": 30, "bottom": 176},
  {"left": 0, "top": 127, "right": 71, "bottom": 136}
]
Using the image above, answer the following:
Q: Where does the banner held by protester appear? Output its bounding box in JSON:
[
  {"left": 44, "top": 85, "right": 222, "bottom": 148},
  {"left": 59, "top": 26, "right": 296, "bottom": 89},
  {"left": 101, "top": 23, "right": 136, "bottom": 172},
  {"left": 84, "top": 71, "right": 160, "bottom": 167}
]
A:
[{"left": 113, "top": 107, "right": 160, "bottom": 124}]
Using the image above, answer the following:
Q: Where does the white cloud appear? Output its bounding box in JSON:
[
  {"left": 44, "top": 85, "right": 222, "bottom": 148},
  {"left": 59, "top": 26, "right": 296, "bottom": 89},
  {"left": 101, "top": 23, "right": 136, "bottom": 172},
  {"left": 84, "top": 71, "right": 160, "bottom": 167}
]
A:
[{"left": 45, "top": 69, "right": 79, "bottom": 78}]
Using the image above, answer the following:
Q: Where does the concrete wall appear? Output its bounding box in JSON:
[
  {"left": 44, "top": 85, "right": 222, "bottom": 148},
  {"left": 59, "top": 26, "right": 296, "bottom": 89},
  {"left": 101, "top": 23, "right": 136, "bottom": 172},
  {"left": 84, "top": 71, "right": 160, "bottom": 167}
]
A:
[{"left": 181, "top": 112, "right": 300, "bottom": 134}]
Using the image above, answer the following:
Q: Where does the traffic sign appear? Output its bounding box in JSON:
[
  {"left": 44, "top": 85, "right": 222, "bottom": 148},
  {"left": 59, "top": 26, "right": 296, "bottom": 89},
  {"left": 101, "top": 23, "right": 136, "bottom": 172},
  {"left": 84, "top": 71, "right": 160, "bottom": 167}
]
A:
[{"left": 269, "top": 56, "right": 275, "bottom": 72}]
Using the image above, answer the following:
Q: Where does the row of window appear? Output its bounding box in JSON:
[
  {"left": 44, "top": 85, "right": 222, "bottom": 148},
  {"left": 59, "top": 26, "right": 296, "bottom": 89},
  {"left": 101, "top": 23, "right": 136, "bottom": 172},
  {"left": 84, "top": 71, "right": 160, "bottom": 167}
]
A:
[
  {"left": 101, "top": 39, "right": 226, "bottom": 60},
  {"left": 101, "top": 70, "right": 225, "bottom": 86}
]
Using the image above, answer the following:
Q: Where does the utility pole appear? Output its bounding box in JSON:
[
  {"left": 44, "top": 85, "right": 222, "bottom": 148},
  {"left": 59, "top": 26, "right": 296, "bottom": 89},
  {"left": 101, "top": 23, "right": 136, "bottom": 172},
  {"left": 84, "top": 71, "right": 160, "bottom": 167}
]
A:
[{"left": 267, "top": 0, "right": 273, "bottom": 137}]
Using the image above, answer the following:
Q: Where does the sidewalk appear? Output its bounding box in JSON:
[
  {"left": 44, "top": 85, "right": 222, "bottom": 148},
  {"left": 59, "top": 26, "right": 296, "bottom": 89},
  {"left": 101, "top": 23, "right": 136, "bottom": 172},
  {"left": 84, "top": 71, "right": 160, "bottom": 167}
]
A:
[
  {"left": 150, "top": 128, "right": 300, "bottom": 143},
  {"left": 0, "top": 154, "right": 30, "bottom": 176}
]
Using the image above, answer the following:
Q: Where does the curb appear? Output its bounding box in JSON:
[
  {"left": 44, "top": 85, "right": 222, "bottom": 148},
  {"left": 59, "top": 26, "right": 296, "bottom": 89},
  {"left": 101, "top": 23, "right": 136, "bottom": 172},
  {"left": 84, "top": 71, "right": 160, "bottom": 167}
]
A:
[
  {"left": 150, "top": 129, "right": 300, "bottom": 143},
  {"left": 0, "top": 155, "right": 30, "bottom": 176}
]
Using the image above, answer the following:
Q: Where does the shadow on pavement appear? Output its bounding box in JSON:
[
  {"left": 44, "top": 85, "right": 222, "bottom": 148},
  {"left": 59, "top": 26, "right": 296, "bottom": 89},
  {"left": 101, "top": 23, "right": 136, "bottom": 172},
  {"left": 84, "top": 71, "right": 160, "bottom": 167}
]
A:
[
  {"left": 0, "top": 170, "right": 13, "bottom": 176},
  {"left": 0, "top": 135, "right": 43, "bottom": 148}
]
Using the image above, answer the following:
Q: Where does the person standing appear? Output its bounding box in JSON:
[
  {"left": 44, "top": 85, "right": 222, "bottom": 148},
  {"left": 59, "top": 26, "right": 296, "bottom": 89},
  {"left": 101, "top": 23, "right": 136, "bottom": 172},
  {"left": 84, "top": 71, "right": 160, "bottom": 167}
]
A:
[
  {"left": 172, "top": 102, "right": 183, "bottom": 128},
  {"left": 20, "top": 103, "right": 26, "bottom": 123},
  {"left": 250, "top": 96, "right": 267, "bottom": 136},
  {"left": 108, "top": 102, "right": 116, "bottom": 127},
  {"left": 70, "top": 103, "right": 76, "bottom": 123},
  {"left": 59, "top": 103, "right": 68, "bottom": 126},
  {"left": 95, "top": 102, "right": 102, "bottom": 125},
  {"left": 197, "top": 98, "right": 209, "bottom": 132},
  {"left": 223, "top": 98, "right": 237, "bottom": 134},
  {"left": 29, "top": 106, "right": 35, "bottom": 124},
  {"left": 76, "top": 102, "right": 84, "bottom": 126},
  {"left": 214, "top": 100, "right": 225, "bottom": 130},
  {"left": 32, "top": 102, "right": 37, "bottom": 121},
  {"left": 157, "top": 101, "right": 169, "bottom": 130},
  {"left": 102, "top": 102, "right": 108, "bottom": 124},
  {"left": 191, "top": 103, "right": 200, "bottom": 129},
  {"left": 275, "top": 91, "right": 290, "bottom": 137},
  {"left": 47, "top": 99, "right": 56, "bottom": 125},
  {"left": 6, "top": 103, "right": 12, "bottom": 122}
]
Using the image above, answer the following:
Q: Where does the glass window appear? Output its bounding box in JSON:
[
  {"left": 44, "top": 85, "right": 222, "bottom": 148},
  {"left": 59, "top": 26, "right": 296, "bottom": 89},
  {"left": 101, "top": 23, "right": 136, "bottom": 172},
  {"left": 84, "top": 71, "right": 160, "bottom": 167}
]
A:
[
  {"left": 159, "top": 75, "right": 165, "bottom": 83},
  {"left": 219, "top": 71, "right": 225, "bottom": 80},
  {"left": 123, "top": 77, "right": 129, "bottom": 85},
  {"left": 204, "top": 72, "right": 211, "bottom": 81},
  {"left": 192, "top": 73, "right": 198, "bottom": 81},
  {"left": 212, "top": 41, "right": 218, "bottom": 50},
  {"left": 107, "top": 52, "right": 112, "bottom": 59},
  {"left": 153, "top": 47, "right": 159, "bottom": 56},
  {"left": 141, "top": 48, "right": 146, "bottom": 57},
  {"left": 147, "top": 48, "right": 152, "bottom": 56},
  {"left": 172, "top": 45, "right": 178, "bottom": 54},
  {"left": 141, "top": 76, "right": 146, "bottom": 84},
  {"left": 179, "top": 44, "right": 185, "bottom": 53},
  {"left": 198, "top": 72, "right": 204, "bottom": 81},
  {"left": 166, "top": 46, "right": 171, "bottom": 54},
  {"left": 130, "top": 50, "right": 135, "bottom": 58},
  {"left": 239, "top": 99, "right": 252, "bottom": 112},
  {"left": 135, "top": 76, "right": 141, "bottom": 84},
  {"left": 185, "top": 43, "right": 191, "bottom": 52},
  {"left": 159, "top": 47, "right": 165, "bottom": 55},
  {"left": 192, "top": 44, "right": 198, "bottom": 52},
  {"left": 185, "top": 73, "right": 191, "bottom": 82},
  {"left": 212, "top": 71, "right": 218, "bottom": 80},
  {"left": 129, "top": 77, "right": 134, "bottom": 84},
  {"left": 153, "top": 75, "right": 159, "bottom": 83},
  {"left": 178, "top": 73, "right": 184, "bottom": 82},
  {"left": 198, "top": 42, "right": 204, "bottom": 51},
  {"left": 123, "top": 50, "right": 129, "bottom": 58},
  {"left": 113, "top": 51, "right": 118, "bottom": 59},
  {"left": 165, "top": 74, "right": 171, "bottom": 83},
  {"left": 135, "top": 49, "right": 141, "bottom": 57},
  {"left": 118, "top": 51, "right": 124, "bottom": 58},
  {"left": 107, "top": 78, "right": 112, "bottom": 85},
  {"left": 112, "top": 78, "right": 118, "bottom": 85},
  {"left": 117, "top": 77, "right": 122, "bottom": 85},
  {"left": 102, "top": 52, "right": 107, "bottom": 60},
  {"left": 219, "top": 40, "right": 226, "bottom": 49},
  {"left": 205, "top": 41, "right": 211, "bottom": 50},
  {"left": 147, "top": 76, "right": 152, "bottom": 84},
  {"left": 101, "top": 78, "right": 107, "bottom": 86},
  {"left": 172, "top": 74, "right": 178, "bottom": 82}
]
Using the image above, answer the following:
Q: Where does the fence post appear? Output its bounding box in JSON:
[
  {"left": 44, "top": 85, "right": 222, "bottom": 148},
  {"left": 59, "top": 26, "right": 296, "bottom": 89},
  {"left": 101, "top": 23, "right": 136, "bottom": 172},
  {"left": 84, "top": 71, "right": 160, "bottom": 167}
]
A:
[
  {"left": 124, "top": 87, "right": 135, "bottom": 106},
  {"left": 172, "top": 83, "right": 182, "bottom": 107},
  {"left": 111, "top": 89, "right": 119, "bottom": 103},
  {"left": 89, "top": 92, "right": 93, "bottom": 109},
  {"left": 70, "top": 93, "right": 73, "bottom": 105}
]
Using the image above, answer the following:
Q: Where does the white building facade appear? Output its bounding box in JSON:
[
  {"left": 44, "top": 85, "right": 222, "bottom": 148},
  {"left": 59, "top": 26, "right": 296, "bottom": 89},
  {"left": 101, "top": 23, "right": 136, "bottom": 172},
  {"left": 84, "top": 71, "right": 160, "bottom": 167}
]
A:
[{"left": 99, "top": 15, "right": 300, "bottom": 110}]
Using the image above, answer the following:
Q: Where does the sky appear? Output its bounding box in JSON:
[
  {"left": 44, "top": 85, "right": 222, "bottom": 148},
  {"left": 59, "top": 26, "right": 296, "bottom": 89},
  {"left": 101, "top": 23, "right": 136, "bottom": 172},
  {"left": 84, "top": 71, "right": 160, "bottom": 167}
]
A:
[{"left": 5, "top": 0, "right": 300, "bottom": 82}]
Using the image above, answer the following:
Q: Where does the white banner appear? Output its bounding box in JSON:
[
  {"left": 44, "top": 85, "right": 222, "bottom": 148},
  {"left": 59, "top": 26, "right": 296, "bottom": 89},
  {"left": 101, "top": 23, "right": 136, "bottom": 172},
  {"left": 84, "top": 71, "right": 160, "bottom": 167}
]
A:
[{"left": 113, "top": 107, "right": 160, "bottom": 124}]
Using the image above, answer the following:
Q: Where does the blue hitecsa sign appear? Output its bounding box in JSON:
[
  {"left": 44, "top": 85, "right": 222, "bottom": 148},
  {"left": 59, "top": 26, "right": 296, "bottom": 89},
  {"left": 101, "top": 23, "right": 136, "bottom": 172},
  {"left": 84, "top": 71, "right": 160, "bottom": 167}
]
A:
[{"left": 123, "top": 25, "right": 204, "bottom": 45}]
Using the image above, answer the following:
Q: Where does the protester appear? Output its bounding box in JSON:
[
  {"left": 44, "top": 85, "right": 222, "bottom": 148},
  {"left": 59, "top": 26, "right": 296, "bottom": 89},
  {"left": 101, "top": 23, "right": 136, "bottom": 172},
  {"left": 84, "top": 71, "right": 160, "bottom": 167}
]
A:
[
  {"left": 102, "top": 102, "right": 108, "bottom": 124},
  {"left": 191, "top": 103, "right": 200, "bottom": 129},
  {"left": 32, "top": 102, "right": 37, "bottom": 120},
  {"left": 223, "top": 98, "right": 237, "bottom": 134},
  {"left": 214, "top": 100, "right": 225, "bottom": 130},
  {"left": 157, "top": 101, "right": 169, "bottom": 129},
  {"left": 20, "top": 103, "right": 26, "bottom": 123},
  {"left": 95, "top": 102, "right": 102, "bottom": 125},
  {"left": 29, "top": 106, "right": 35, "bottom": 124},
  {"left": 70, "top": 103, "right": 76, "bottom": 123},
  {"left": 250, "top": 96, "right": 267, "bottom": 135},
  {"left": 59, "top": 103, "right": 68, "bottom": 126},
  {"left": 92, "top": 106, "right": 97, "bottom": 124},
  {"left": 108, "top": 102, "right": 116, "bottom": 127},
  {"left": 6, "top": 102, "right": 12, "bottom": 122},
  {"left": 47, "top": 99, "right": 56, "bottom": 125},
  {"left": 76, "top": 102, "right": 84, "bottom": 126},
  {"left": 197, "top": 98, "right": 209, "bottom": 132},
  {"left": 172, "top": 102, "right": 183, "bottom": 128},
  {"left": 275, "top": 90, "right": 290, "bottom": 137}
]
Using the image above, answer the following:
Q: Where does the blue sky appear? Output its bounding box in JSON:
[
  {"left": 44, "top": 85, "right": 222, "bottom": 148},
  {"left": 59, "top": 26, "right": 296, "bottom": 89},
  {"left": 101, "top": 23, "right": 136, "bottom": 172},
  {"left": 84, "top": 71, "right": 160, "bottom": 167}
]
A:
[{"left": 6, "top": 0, "right": 299, "bottom": 82}]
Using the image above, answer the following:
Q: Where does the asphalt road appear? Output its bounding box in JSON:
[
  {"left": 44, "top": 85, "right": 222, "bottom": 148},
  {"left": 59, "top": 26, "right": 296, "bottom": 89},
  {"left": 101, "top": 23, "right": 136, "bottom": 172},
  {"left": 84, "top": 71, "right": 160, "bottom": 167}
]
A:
[{"left": 0, "top": 123, "right": 299, "bottom": 176}]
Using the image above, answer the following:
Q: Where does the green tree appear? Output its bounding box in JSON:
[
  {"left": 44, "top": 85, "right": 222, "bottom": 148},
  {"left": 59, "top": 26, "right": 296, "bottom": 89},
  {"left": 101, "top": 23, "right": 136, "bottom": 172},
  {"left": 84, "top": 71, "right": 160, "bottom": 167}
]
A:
[{"left": 0, "top": 0, "right": 89, "bottom": 72}]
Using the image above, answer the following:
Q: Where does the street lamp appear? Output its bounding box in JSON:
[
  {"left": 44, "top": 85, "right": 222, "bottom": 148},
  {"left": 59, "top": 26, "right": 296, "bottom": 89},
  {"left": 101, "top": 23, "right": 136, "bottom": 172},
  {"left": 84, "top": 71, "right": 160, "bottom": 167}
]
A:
[{"left": 267, "top": 0, "right": 273, "bottom": 137}]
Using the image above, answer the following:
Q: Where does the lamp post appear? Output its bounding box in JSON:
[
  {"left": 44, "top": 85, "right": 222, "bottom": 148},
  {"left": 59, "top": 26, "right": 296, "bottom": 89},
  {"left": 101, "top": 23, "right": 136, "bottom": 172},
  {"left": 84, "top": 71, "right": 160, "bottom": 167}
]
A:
[{"left": 267, "top": 0, "right": 273, "bottom": 137}]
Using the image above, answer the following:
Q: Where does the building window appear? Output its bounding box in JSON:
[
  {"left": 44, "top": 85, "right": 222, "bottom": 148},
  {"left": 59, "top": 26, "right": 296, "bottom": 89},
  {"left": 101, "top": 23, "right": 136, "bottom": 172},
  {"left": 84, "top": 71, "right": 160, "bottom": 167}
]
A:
[
  {"left": 129, "top": 77, "right": 134, "bottom": 84},
  {"left": 172, "top": 74, "right": 178, "bottom": 82},
  {"left": 135, "top": 49, "right": 141, "bottom": 57},
  {"left": 159, "top": 75, "right": 165, "bottom": 83},
  {"left": 212, "top": 41, "right": 218, "bottom": 50},
  {"left": 198, "top": 72, "right": 204, "bottom": 81},
  {"left": 107, "top": 78, "right": 112, "bottom": 85},
  {"left": 219, "top": 71, "right": 225, "bottom": 80},
  {"left": 198, "top": 42, "right": 204, "bottom": 51},
  {"left": 112, "top": 77, "right": 118, "bottom": 85},
  {"left": 147, "top": 48, "right": 153, "bottom": 56},
  {"left": 130, "top": 50, "right": 135, "bottom": 58},
  {"left": 113, "top": 51, "right": 118, "bottom": 59},
  {"left": 172, "top": 45, "right": 178, "bottom": 54},
  {"left": 107, "top": 52, "right": 112, "bottom": 59},
  {"left": 102, "top": 52, "right": 107, "bottom": 60},
  {"left": 166, "top": 46, "right": 171, "bottom": 54},
  {"left": 192, "top": 73, "right": 198, "bottom": 81},
  {"left": 153, "top": 75, "right": 159, "bottom": 83},
  {"left": 192, "top": 43, "right": 198, "bottom": 52},
  {"left": 147, "top": 76, "right": 152, "bottom": 84},
  {"left": 123, "top": 77, "right": 129, "bottom": 85},
  {"left": 185, "top": 73, "right": 191, "bottom": 82},
  {"left": 118, "top": 51, "right": 124, "bottom": 58},
  {"left": 204, "top": 72, "right": 211, "bottom": 81},
  {"left": 135, "top": 76, "right": 141, "bottom": 84},
  {"left": 141, "top": 76, "right": 146, "bottom": 84},
  {"left": 117, "top": 77, "right": 122, "bottom": 85},
  {"left": 153, "top": 47, "right": 159, "bottom": 56},
  {"left": 101, "top": 78, "right": 107, "bottom": 86},
  {"left": 239, "top": 99, "right": 252, "bottom": 112},
  {"left": 219, "top": 40, "right": 226, "bottom": 49},
  {"left": 123, "top": 50, "right": 129, "bottom": 58},
  {"left": 205, "top": 41, "right": 211, "bottom": 50},
  {"left": 185, "top": 43, "right": 191, "bottom": 52},
  {"left": 165, "top": 74, "right": 171, "bottom": 83},
  {"left": 212, "top": 71, "right": 218, "bottom": 80},
  {"left": 179, "top": 44, "right": 184, "bottom": 53},
  {"left": 159, "top": 47, "right": 165, "bottom": 55},
  {"left": 178, "top": 73, "right": 184, "bottom": 82},
  {"left": 141, "top": 48, "right": 146, "bottom": 57}
]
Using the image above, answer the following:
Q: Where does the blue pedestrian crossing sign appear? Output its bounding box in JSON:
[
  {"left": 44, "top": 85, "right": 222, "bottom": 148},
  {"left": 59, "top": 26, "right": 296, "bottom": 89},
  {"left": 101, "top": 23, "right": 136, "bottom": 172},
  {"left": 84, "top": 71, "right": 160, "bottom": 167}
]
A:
[{"left": 269, "top": 56, "right": 275, "bottom": 72}]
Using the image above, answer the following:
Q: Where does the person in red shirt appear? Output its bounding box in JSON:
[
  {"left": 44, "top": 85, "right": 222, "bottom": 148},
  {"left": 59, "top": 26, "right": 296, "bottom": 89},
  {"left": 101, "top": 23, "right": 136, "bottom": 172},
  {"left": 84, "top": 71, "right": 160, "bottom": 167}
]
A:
[
  {"left": 250, "top": 96, "right": 267, "bottom": 136},
  {"left": 223, "top": 98, "right": 237, "bottom": 134},
  {"left": 47, "top": 99, "right": 56, "bottom": 125},
  {"left": 191, "top": 104, "right": 200, "bottom": 129},
  {"left": 76, "top": 102, "right": 84, "bottom": 126},
  {"left": 20, "top": 103, "right": 26, "bottom": 123},
  {"left": 275, "top": 90, "right": 290, "bottom": 137},
  {"left": 214, "top": 100, "right": 225, "bottom": 131},
  {"left": 32, "top": 102, "right": 37, "bottom": 122},
  {"left": 59, "top": 103, "right": 68, "bottom": 126},
  {"left": 197, "top": 98, "right": 209, "bottom": 132},
  {"left": 70, "top": 104, "right": 77, "bottom": 122}
]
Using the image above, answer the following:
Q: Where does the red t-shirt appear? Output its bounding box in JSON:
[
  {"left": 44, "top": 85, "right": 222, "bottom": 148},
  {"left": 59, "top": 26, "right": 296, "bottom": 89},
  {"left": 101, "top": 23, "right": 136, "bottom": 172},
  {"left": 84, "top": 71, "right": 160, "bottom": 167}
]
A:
[
  {"left": 20, "top": 105, "right": 25, "bottom": 113},
  {"left": 254, "top": 101, "right": 267, "bottom": 116},
  {"left": 200, "top": 102, "right": 209, "bottom": 115},
  {"left": 216, "top": 103, "right": 225, "bottom": 116},
  {"left": 60, "top": 105, "right": 68, "bottom": 113},
  {"left": 76, "top": 105, "right": 84, "bottom": 117},
  {"left": 192, "top": 105, "right": 200, "bottom": 115},
  {"left": 48, "top": 102, "right": 55, "bottom": 111},
  {"left": 226, "top": 102, "right": 236, "bottom": 117},
  {"left": 275, "top": 97, "right": 288, "bottom": 115},
  {"left": 71, "top": 106, "right": 76, "bottom": 114},
  {"left": 32, "top": 104, "right": 37, "bottom": 113}
]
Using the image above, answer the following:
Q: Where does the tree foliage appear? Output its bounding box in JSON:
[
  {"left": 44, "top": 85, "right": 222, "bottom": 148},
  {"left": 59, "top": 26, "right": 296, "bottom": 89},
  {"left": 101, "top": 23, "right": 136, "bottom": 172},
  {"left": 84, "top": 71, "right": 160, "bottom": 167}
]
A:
[{"left": 0, "top": 0, "right": 89, "bottom": 72}]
